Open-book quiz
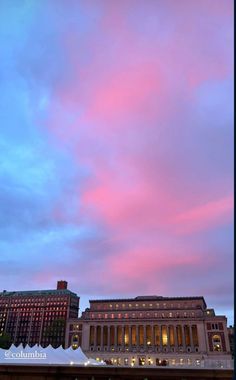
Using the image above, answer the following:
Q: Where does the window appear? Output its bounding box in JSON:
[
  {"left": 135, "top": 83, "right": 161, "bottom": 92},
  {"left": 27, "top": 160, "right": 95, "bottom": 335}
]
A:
[
  {"left": 161, "top": 325, "right": 168, "bottom": 346},
  {"left": 139, "top": 357, "right": 145, "bottom": 366},
  {"left": 212, "top": 335, "right": 222, "bottom": 352}
]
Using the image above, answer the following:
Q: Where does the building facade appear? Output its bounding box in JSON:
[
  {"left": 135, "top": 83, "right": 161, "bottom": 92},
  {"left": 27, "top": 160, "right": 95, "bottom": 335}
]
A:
[
  {"left": 0, "top": 281, "right": 79, "bottom": 347},
  {"left": 66, "top": 295, "right": 232, "bottom": 368},
  {"left": 227, "top": 326, "right": 234, "bottom": 358}
]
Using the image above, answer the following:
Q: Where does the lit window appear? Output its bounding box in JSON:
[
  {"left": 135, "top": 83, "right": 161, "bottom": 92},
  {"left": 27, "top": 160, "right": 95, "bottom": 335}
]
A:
[{"left": 212, "top": 335, "right": 222, "bottom": 351}]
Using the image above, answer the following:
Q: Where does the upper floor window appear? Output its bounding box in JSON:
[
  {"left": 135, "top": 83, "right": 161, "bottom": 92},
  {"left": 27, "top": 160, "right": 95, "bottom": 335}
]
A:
[{"left": 212, "top": 335, "right": 222, "bottom": 351}]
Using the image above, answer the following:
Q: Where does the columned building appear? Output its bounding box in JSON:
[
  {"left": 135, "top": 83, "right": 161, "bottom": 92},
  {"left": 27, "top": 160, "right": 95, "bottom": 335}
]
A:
[{"left": 66, "top": 295, "right": 232, "bottom": 367}]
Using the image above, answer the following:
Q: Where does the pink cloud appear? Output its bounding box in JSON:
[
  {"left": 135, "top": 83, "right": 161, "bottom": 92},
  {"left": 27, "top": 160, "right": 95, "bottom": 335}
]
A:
[
  {"left": 172, "top": 195, "right": 233, "bottom": 234},
  {"left": 38, "top": 0, "right": 233, "bottom": 306}
]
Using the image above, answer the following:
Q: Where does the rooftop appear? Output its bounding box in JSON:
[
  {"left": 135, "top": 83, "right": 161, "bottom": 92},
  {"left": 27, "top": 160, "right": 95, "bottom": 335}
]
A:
[
  {"left": 89, "top": 295, "right": 207, "bottom": 308},
  {"left": 0, "top": 289, "right": 78, "bottom": 297}
]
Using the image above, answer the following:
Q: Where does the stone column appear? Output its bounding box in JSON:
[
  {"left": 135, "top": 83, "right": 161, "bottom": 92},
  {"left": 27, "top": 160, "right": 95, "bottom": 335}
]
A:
[
  {"left": 122, "top": 325, "right": 125, "bottom": 349},
  {"left": 174, "top": 325, "right": 178, "bottom": 350},
  {"left": 151, "top": 325, "right": 154, "bottom": 347},
  {"left": 167, "top": 325, "right": 171, "bottom": 352},
  {"left": 159, "top": 325, "right": 163, "bottom": 352},
  {"left": 144, "top": 325, "right": 147, "bottom": 347},
  {"left": 129, "top": 325, "right": 132, "bottom": 348}
]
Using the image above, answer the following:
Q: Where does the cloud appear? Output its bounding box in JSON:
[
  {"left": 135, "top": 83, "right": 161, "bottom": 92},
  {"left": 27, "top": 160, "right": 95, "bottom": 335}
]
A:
[{"left": 0, "top": 0, "right": 233, "bottom": 324}]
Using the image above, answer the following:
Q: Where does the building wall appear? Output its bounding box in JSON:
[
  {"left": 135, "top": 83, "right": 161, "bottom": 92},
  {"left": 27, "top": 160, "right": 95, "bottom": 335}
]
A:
[
  {"left": 66, "top": 296, "right": 232, "bottom": 367},
  {"left": 0, "top": 282, "right": 79, "bottom": 348}
]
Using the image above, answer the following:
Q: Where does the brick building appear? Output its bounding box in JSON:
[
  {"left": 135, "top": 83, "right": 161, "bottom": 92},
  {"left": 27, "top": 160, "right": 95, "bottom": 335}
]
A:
[
  {"left": 66, "top": 295, "right": 232, "bottom": 368},
  {"left": 0, "top": 281, "right": 79, "bottom": 347}
]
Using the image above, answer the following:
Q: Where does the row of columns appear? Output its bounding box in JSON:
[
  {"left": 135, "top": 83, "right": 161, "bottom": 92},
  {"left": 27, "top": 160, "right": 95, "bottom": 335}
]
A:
[{"left": 89, "top": 324, "right": 198, "bottom": 350}]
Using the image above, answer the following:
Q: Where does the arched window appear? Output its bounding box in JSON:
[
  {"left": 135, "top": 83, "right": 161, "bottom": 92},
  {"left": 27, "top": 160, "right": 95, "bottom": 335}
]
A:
[{"left": 212, "top": 335, "right": 222, "bottom": 351}]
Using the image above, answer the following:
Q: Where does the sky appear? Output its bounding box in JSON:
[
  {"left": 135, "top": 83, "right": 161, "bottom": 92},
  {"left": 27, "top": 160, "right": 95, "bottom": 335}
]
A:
[{"left": 0, "top": 0, "right": 234, "bottom": 324}]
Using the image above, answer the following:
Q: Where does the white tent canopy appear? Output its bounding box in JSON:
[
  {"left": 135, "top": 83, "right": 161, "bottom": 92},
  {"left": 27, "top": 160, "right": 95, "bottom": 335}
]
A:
[{"left": 0, "top": 344, "right": 106, "bottom": 366}]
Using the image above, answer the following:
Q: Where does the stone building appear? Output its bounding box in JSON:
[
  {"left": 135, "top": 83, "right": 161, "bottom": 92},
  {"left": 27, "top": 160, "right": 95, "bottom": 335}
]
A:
[
  {"left": 66, "top": 295, "right": 232, "bottom": 368},
  {"left": 227, "top": 325, "right": 234, "bottom": 358}
]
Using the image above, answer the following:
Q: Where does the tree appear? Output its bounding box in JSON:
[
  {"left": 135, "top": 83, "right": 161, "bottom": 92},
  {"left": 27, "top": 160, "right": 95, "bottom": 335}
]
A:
[
  {"left": 43, "top": 318, "right": 66, "bottom": 348},
  {"left": 0, "top": 332, "right": 12, "bottom": 349}
]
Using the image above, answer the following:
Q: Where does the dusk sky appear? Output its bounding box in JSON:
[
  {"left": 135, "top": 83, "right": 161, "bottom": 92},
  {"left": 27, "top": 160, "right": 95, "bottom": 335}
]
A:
[{"left": 0, "top": 0, "right": 234, "bottom": 324}]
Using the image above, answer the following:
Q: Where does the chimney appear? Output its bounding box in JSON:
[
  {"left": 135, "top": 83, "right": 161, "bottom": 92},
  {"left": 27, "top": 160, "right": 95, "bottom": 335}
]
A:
[{"left": 57, "top": 280, "right": 68, "bottom": 290}]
